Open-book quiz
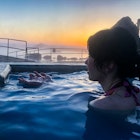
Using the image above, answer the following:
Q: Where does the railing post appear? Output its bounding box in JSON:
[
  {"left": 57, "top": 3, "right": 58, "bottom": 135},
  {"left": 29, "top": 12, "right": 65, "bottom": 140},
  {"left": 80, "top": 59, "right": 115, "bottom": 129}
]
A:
[
  {"left": 7, "top": 39, "right": 9, "bottom": 60},
  {"left": 25, "top": 41, "right": 28, "bottom": 60},
  {"left": 81, "top": 49, "right": 83, "bottom": 60}
]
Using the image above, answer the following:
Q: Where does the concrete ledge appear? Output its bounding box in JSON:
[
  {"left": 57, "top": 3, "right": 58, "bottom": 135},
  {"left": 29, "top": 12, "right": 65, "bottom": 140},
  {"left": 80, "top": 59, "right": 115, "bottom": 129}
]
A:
[
  {"left": 0, "top": 64, "right": 11, "bottom": 86},
  {"left": 10, "top": 64, "right": 87, "bottom": 73}
]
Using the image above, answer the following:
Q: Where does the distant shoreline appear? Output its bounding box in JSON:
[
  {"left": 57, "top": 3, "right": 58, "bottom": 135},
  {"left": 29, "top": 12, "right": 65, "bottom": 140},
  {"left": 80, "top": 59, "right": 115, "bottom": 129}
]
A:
[{"left": 0, "top": 55, "right": 33, "bottom": 62}]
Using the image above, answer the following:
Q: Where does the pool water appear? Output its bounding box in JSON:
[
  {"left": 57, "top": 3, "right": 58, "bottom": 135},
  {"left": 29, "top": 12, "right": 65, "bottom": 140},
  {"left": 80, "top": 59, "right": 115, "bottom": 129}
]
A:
[
  {"left": 1, "top": 71, "right": 140, "bottom": 140},
  {"left": 0, "top": 71, "right": 100, "bottom": 140}
]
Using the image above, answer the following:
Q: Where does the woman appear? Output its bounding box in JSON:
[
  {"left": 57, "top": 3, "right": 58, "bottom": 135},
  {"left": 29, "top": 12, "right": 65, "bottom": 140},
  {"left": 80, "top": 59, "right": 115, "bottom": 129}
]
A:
[{"left": 84, "top": 17, "right": 140, "bottom": 140}]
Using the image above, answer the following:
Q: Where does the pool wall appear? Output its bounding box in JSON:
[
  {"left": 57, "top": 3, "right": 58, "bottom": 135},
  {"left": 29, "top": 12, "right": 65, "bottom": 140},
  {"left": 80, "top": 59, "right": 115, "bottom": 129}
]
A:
[{"left": 10, "top": 63, "right": 87, "bottom": 73}]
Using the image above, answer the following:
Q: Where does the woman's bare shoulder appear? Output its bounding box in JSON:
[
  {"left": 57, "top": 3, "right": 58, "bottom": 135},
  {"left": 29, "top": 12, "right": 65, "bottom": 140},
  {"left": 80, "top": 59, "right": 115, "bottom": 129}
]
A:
[
  {"left": 89, "top": 94, "right": 136, "bottom": 110},
  {"left": 89, "top": 96, "right": 114, "bottom": 110}
]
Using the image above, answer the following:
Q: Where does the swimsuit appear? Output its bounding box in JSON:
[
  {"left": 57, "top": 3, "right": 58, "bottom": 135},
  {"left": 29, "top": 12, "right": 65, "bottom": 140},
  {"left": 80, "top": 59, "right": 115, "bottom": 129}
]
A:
[{"left": 104, "top": 80, "right": 140, "bottom": 106}]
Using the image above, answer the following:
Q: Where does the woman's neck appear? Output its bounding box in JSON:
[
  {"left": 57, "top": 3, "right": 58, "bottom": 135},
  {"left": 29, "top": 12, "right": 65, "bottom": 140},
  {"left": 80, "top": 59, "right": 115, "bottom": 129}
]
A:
[{"left": 99, "top": 76, "right": 122, "bottom": 92}]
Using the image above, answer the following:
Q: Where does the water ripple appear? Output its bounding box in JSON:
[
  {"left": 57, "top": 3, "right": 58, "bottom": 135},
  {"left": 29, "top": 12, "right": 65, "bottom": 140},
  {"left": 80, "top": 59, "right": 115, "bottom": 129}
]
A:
[{"left": 0, "top": 71, "right": 99, "bottom": 140}]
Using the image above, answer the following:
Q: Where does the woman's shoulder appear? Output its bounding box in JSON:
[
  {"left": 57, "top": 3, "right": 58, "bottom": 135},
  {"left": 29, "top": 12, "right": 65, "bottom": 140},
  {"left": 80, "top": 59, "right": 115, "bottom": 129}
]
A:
[
  {"left": 89, "top": 96, "right": 115, "bottom": 110},
  {"left": 90, "top": 92, "right": 136, "bottom": 111}
]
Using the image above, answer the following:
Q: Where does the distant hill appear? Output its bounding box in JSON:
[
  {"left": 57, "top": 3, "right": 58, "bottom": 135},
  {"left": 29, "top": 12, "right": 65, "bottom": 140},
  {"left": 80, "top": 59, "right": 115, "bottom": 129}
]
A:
[
  {"left": 0, "top": 55, "right": 34, "bottom": 62},
  {"left": 30, "top": 43, "right": 86, "bottom": 49}
]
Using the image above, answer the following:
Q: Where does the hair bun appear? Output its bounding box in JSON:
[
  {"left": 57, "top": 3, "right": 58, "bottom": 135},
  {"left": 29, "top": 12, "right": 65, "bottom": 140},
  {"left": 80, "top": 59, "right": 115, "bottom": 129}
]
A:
[{"left": 112, "top": 17, "right": 140, "bottom": 53}]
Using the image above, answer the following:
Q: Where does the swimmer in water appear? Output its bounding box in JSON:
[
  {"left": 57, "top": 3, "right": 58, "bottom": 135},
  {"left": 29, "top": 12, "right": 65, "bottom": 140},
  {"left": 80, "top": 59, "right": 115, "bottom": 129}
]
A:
[{"left": 18, "top": 71, "right": 52, "bottom": 88}]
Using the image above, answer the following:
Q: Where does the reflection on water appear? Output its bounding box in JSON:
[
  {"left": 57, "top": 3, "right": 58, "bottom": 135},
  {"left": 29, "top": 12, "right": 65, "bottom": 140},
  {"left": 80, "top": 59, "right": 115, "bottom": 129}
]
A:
[
  {"left": 0, "top": 71, "right": 98, "bottom": 140},
  {"left": 0, "top": 71, "right": 140, "bottom": 140}
]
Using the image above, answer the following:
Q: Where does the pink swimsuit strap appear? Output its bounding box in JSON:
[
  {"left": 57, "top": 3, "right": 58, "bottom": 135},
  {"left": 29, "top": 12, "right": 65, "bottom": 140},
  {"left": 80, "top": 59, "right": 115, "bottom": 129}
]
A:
[{"left": 105, "top": 80, "right": 140, "bottom": 106}]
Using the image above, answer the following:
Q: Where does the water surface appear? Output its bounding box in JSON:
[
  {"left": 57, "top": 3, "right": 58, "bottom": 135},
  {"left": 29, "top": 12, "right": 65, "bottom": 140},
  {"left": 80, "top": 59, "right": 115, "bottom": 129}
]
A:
[{"left": 0, "top": 71, "right": 100, "bottom": 140}]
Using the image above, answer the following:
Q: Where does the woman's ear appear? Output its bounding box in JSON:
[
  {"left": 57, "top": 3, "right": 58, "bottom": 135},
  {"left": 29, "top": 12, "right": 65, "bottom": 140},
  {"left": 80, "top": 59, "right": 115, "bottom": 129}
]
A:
[{"left": 102, "top": 62, "right": 116, "bottom": 73}]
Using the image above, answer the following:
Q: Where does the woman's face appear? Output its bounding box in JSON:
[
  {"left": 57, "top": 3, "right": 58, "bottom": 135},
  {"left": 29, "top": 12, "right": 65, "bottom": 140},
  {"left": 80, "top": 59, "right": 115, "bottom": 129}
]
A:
[{"left": 85, "top": 56, "right": 103, "bottom": 81}]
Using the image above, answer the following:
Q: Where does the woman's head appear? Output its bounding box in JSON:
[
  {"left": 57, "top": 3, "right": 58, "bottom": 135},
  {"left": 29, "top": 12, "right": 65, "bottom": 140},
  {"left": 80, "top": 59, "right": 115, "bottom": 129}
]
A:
[{"left": 87, "top": 27, "right": 139, "bottom": 79}]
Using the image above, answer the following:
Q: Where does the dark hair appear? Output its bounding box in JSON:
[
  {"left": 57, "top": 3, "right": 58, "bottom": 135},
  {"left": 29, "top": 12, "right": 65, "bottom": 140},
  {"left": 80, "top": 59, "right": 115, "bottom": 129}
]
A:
[{"left": 87, "top": 27, "right": 140, "bottom": 79}]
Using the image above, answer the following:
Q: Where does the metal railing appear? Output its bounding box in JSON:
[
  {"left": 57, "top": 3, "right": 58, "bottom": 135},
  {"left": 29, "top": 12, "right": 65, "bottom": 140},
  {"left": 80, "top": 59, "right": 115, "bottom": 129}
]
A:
[
  {"left": 0, "top": 38, "right": 27, "bottom": 58},
  {"left": 0, "top": 38, "right": 88, "bottom": 63},
  {"left": 38, "top": 47, "right": 88, "bottom": 63}
]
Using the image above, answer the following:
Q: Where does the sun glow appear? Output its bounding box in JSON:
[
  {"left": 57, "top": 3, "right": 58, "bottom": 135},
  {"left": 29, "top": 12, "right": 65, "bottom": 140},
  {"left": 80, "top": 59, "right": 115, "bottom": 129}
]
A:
[{"left": 0, "top": 0, "right": 139, "bottom": 48}]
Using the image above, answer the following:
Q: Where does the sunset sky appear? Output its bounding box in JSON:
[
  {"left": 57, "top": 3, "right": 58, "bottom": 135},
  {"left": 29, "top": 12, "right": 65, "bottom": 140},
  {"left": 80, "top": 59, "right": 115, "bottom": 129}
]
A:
[{"left": 0, "top": 0, "right": 140, "bottom": 48}]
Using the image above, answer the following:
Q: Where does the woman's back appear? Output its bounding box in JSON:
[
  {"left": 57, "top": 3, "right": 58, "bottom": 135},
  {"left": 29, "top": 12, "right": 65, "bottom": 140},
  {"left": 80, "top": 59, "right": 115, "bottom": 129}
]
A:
[{"left": 83, "top": 105, "right": 140, "bottom": 140}]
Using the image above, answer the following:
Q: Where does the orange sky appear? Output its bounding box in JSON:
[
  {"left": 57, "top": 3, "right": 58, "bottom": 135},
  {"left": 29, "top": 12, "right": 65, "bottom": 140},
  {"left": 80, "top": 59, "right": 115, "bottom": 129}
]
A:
[
  {"left": 22, "top": 18, "right": 118, "bottom": 47},
  {"left": 0, "top": 0, "right": 139, "bottom": 48}
]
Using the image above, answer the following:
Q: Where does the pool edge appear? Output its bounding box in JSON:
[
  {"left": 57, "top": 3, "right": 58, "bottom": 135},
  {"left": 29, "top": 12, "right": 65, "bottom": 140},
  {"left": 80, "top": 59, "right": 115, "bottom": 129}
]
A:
[{"left": 10, "top": 63, "right": 87, "bottom": 73}]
